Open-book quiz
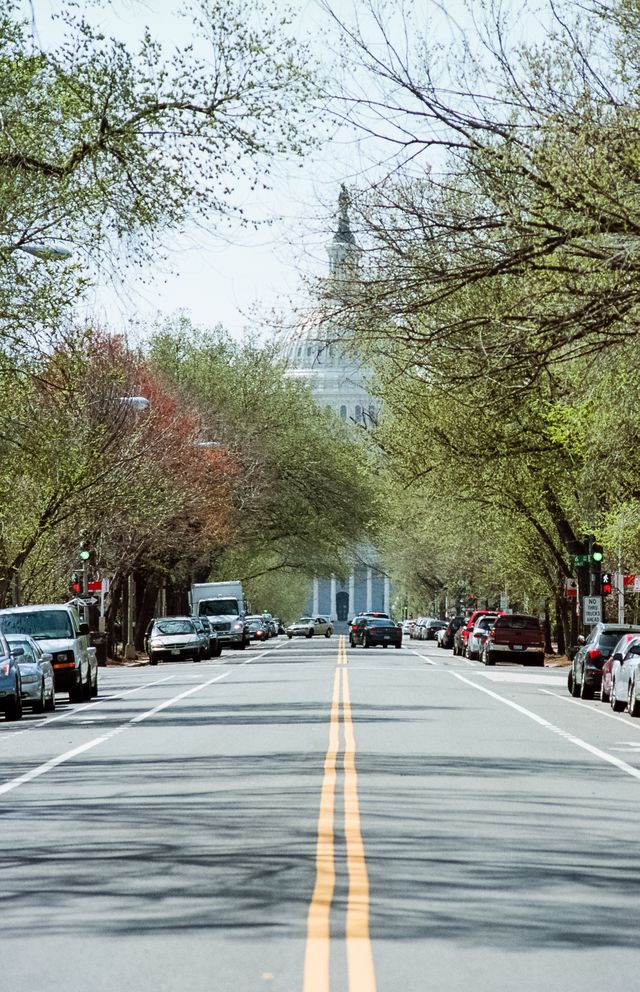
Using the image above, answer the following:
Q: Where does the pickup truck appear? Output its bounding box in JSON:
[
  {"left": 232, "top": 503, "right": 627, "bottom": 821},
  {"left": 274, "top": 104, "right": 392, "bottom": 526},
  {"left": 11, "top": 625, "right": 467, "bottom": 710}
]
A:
[{"left": 482, "top": 614, "right": 545, "bottom": 667}]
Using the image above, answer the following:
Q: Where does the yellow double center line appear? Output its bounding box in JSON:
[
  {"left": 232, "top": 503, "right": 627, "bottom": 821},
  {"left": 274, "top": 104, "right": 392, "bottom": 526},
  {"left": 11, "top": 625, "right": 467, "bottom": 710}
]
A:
[{"left": 303, "top": 636, "right": 377, "bottom": 992}]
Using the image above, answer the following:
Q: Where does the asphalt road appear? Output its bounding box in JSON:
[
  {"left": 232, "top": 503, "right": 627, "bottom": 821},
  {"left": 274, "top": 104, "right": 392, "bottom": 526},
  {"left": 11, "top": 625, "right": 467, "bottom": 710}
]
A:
[{"left": 2, "top": 635, "right": 640, "bottom": 992}]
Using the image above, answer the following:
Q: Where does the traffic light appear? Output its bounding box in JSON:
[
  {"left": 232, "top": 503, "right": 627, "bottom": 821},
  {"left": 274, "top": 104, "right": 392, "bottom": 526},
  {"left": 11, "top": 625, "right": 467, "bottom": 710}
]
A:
[
  {"left": 79, "top": 538, "right": 91, "bottom": 562},
  {"left": 602, "top": 574, "right": 613, "bottom": 595},
  {"left": 591, "top": 543, "right": 604, "bottom": 564},
  {"left": 69, "top": 573, "right": 81, "bottom": 595}
]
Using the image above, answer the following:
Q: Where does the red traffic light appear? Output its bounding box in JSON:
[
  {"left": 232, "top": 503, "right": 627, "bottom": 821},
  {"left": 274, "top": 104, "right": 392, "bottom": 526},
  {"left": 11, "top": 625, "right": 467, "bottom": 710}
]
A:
[{"left": 602, "top": 574, "right": 612, "bottom": 595}]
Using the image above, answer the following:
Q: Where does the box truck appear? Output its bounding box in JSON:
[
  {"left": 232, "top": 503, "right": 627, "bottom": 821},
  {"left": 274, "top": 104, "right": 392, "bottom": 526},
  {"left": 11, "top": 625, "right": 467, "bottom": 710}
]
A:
[{"left": 190, "top": 580, "right": 248, "bottom": 649}]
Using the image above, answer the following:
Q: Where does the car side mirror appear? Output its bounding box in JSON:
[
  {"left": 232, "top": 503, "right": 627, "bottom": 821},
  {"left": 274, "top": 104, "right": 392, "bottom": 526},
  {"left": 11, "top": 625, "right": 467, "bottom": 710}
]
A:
[
  {"left": 79, "top": 622, "right": 90, "bottom": 636},
  {"left": 577, "top": 635, "right": 586, "bottom": 645},
  {"left": 41, "top": 652, "right": 53, "bottom": 663},
  {"left": 10, "top": 646, "right": 24, "bottom": 657}
]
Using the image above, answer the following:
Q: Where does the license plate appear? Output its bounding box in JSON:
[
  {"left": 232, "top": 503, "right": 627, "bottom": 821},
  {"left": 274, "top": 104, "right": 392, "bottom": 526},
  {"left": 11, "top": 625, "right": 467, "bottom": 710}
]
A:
[
  {"left": 384, "top": 635, "right": 390, "bottom": 640},
  {"left": 171, "top": 648, "right": 180, "bottom": 656},
  {"left": 512, "top": 644, "right": 524, "bottom": 651}
]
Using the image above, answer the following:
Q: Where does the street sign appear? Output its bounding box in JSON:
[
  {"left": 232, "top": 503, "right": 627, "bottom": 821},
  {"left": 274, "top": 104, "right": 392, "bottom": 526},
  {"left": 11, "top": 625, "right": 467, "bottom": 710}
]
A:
[
  {"left": 565, "top": 578, "right": 578, "bottom": 598},
  {"left": 68, "top": 595, "right": 97, "bottom": 606},
  {"left": 583, "top": 596, "right": 602, "bottom": 625}
]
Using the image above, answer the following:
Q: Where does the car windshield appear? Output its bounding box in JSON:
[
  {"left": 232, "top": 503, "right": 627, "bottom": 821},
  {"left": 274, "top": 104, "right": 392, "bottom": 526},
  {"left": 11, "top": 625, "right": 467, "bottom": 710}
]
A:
[
  {"left": 199, "top": 599, "right": 239, "bottom": 616},
  {"left": 0, "top": 610, "right": 74, "bottom": 640},
  {"left": 367, "top": 619, "right": 395, "bottom": 627},
  {"left": 153, "top": 620, "right": 194, "bottom": 635},
  {"left": 247, "top": 620, "right": 263, "bottom": 629},
  {"left": 496, "top": 616, "right": 540, "bottom": 629}
]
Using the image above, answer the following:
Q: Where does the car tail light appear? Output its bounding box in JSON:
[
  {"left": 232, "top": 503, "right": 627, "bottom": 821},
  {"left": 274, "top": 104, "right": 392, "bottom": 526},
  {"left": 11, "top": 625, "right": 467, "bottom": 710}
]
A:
[
  {"left": 488, "top": 629, "right": 495, "bottom": 640},
  {"left": 588, "top": 649, "right": 601, "bottom": 660},
  {"left": 0, "top": 662, "right": 10, "bottom": 676}
]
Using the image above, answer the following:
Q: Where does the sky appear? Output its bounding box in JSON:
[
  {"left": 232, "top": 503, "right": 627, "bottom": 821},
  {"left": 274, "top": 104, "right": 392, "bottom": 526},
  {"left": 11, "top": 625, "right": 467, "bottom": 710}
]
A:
[{"left": 25, "top": 0, "right": 543, "bottom": 343}]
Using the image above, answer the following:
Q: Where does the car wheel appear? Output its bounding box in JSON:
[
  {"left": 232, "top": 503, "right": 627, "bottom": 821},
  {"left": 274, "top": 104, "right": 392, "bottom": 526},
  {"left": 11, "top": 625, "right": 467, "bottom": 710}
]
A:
[
  {"left": 611, "top": 681, "right": 626, "bottom": 712},
  {"left": 83, "top": 670, "right": 92, "bottom": 701},
  {"left": 484, "top": 651, "right": 495, "bottom": 666},
  {"left": 91, "top": 669, "right": 98, "bottom": 697},
  {"left": 149, "top": 653, "right": 159, "bottom": 666},
  {"left": 580, "top": 677, "right": 594, "bottom": 700},
  {"left": 6, "top": 686, "right": 22, "bottom": 721},
  {"left": 70, "top": 671, "right": 84, "bottom": 703},
  {"left": 33, "top": 684, "right": 46, "bottom": 714},
  {"left": 212, "top": 643, "right": 222, "bottom": 657},
  {"left": 570, "top": 670, "right": 581, "bottom": 697},
  {"left": 325, "top": 630, "right": 331, "bottom": 638},
  {"left": 630, "top": 682, "right": 640, "bottom": 718},
  {"left": 306, "top": 629, "right": 313, "bottom": 638},
  {"left": 601, "top": 683, "right": 610, "bottom": 703},
  {"left": 364, "top": 638, "right": 370, "bottom": 649},
  {"left": 395, "top": 643, "right": 401, "bottom": 649},
  {"left": 383, "top": 643, "right": 388, "bottom": 649},
  {"left": 45, "top": 685, "right": 56, "bottom": 711},
  {"left": 237, "top": 638, "right": 246, "bottom": 650}
]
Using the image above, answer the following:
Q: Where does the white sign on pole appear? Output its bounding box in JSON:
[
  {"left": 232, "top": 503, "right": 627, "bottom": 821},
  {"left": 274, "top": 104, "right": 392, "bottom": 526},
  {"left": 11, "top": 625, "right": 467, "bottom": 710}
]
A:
[{"left": 583, "top": 596, "right": 602, "bottom": 625}]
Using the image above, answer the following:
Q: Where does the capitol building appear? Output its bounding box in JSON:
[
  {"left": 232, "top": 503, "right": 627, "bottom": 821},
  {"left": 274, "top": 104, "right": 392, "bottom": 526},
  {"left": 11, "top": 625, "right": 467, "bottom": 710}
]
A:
[{"left": 281, "top": 188, "right": 391, "bottom": 622}]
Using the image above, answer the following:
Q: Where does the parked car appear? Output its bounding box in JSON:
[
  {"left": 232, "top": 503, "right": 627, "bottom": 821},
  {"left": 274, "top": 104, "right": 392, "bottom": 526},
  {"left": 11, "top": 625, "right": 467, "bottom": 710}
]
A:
[
  {"left": 438, "top": 617, "right": 464, "bottom": 650},
  {"left": 0, "top": 604, "right": 97, "bottom": 703},
  {"left": 0, "top": 630, "right": 23, "bottom": 720},
  {"left": 401, "top": 619, "right": 414, "bottom": 635},
  {"left": 196, "top": 615, "right": 222, "bottom": 657},
  {"left": 144, "top": 617, "right": 203, "bottom": 665},
  {"left": 350, "top": 616, "right": 402, "bottom": 649},
  {"left": 287, "top": 616, "right": 333, "bottom": 639},
  {"left": 466, "top": 615, "right": 496, "bottom": 660},
  {"left": 568, "top": 624, "right": 640, "bottom": 699},
  {"left": 609, "top": 634, "right": 640, "bottom": 712},
  {"left": 481, "top": 614, "right": 545, "bottom": 666},
  {"left": 419, "top": 618, "right": 447, "bottom": 641},
  {"left": 601, "top": 657, "right": 614, "bottom": 703},
  {"left": 459, "top": 610, "right": 502, "bottom": 655},
  {"left": 5, "top": 633, "right": 55, "bottom": 712},
  {"left": 246, "top": 617, "right": 270, "bottom": 642},
  {"left": 191, "top": 617, "right": 211, "bottom": 660},
  {"left": 452, "top": 621, "right": 470, "bottom": 656}
]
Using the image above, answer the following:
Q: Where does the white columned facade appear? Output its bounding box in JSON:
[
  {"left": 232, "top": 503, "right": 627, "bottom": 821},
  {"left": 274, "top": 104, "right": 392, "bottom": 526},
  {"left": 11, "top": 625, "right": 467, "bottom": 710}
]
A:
[
  {"left": 312, "top": 578, "right": 320, "bottom": 615},
  {"left": 349, "top": 573, "right": 355, "bottom": 618},
  {"left": 366, "top": 568, "right": 372, "bottom": 612},
  {"left": 330, "top": 574, "right": 337, "bottom": 620},
  {"left": 383, "top": 575, "right": 390, "bottom": 615}
]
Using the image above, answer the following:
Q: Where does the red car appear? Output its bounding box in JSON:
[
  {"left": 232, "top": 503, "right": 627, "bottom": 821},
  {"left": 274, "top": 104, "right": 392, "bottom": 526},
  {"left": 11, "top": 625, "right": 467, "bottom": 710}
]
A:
[{"left": 454, "top": 610, "right": 502, "bottom": 656}]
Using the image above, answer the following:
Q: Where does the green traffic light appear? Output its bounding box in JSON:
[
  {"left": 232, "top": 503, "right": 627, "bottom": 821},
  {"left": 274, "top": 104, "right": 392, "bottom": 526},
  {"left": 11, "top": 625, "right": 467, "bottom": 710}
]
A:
[
  {"left": 80, "top": 550, "right": 90, "bottom": 560},
  {"left": 592, "top": 550, "right": 604, "bottom": 562}
]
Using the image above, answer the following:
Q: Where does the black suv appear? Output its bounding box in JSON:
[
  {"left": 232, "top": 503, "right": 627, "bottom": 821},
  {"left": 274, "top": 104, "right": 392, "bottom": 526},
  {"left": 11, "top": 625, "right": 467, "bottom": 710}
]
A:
[{"left": 568, "top": 623, "right": 640, "bottom": 699}]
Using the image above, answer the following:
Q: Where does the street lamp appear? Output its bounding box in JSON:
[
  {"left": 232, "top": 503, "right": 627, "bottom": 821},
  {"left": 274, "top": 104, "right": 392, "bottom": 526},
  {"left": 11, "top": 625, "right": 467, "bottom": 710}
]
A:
[{"left": 119, "top": 395, "right": 150, "bottom": 412}]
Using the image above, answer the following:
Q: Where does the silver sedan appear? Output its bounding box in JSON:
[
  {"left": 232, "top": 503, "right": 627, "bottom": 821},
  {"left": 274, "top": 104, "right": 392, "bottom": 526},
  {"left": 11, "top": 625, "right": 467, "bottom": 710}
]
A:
[{"left": 6, "top": 634, "right": 55, "bottom": 712}]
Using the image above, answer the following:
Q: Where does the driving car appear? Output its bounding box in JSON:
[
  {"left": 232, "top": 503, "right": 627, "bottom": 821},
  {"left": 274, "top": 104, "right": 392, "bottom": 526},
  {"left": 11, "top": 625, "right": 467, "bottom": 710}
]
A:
[
  {"left": 246, "top": 617, "right": 270, "bottom": 641},
  {"left": 144, "top": 617, "right": 204, "bottom": 665},
  {"left": 286, "top": 616, "right": 333, "bottom": 638},
  {"left": 0, "top": 603, "right": 97, "bottom": 703},
  {"left": 0, "top": 630, "right": 23, "bottom": 720},
  {"left": 191, "top": 616, "right": 211, "bottom": 660},
  {"left": 350, "top": 616, "right": 402, "bottom": 649},
  {"left": 5, "top": 633, "right": 55, "bottom": 712}
]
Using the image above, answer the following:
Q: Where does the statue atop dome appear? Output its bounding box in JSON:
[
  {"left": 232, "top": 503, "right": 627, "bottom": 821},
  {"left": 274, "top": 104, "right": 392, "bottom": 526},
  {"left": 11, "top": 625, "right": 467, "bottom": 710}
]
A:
[{"left": 328, "top": 184, "right": 361, "bottom": 279}]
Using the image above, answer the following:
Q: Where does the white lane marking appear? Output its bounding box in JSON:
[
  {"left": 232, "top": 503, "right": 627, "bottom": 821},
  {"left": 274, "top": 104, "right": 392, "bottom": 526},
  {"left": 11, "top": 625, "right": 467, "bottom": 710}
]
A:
[
  {"left": 538, "top": 688, "right": 640, "bottom": 731},
  {"left": 38, "top": 674, "right": 177, "bottom": 727},
  {"left": 0, "top": 737, "right": 109, "bottom": 797},
  {"left": 453, "top": 672, "right": 640, "bottom": 782},
  {"left": 0, "top": 648, "right": 272, "bottom": 797},
  {"left": 131, "top": 670, "right": 231, "bottom": 723},
  {"left": 412, "top": 652, "right": 437, "bottom": 666},
  {"left": 480, "top": 673, "right": 564, "bottom": 685}
]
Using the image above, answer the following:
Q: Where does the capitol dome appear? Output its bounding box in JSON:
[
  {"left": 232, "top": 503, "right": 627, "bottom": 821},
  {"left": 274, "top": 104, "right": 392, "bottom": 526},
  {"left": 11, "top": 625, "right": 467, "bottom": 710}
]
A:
[{"left": 282, "top": 187, "right": 377, "bottom": 428}]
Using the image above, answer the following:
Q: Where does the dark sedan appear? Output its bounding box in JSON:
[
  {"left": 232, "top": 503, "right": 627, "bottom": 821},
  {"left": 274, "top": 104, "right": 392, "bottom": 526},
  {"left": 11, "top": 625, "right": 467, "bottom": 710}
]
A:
[{"left": 350, "top": 617, "right": 402, "bottom": 649}]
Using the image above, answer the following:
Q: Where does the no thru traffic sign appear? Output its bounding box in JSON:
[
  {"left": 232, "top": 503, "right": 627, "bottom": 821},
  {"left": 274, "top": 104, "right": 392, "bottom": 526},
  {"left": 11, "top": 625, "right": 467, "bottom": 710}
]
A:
[{"left": 583, "top": 596, "right": 602, "bottom": 625}]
